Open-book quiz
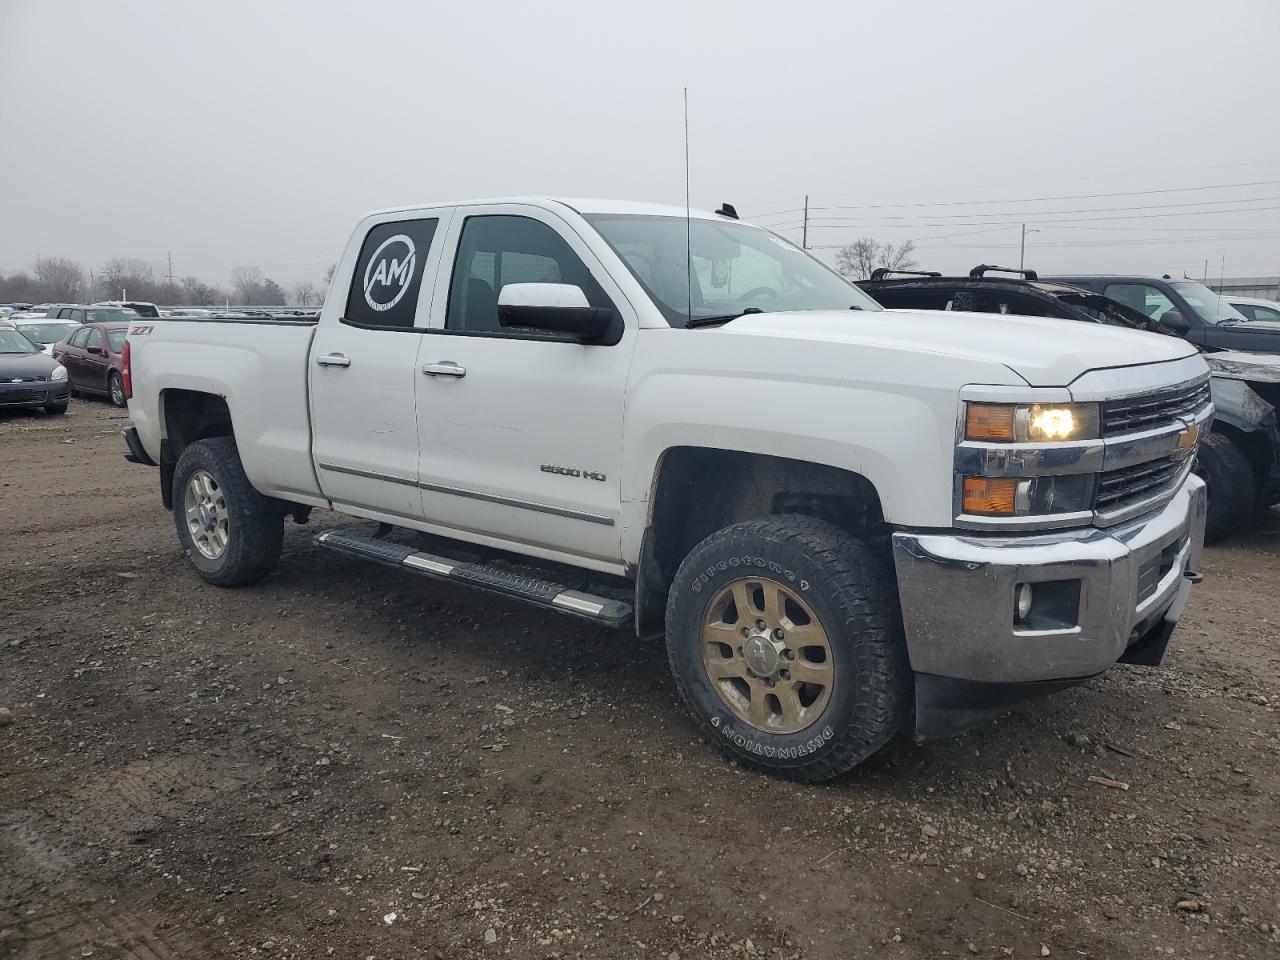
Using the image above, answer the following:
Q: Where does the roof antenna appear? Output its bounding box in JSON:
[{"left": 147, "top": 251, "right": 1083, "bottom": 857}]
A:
[{"left": 683, "top": 86, "right": 693, "bottom": 326}]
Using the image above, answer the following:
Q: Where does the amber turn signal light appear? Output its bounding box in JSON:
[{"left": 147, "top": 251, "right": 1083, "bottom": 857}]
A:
[
  {"left": 962, "top": 477, "right": 1019, "bottom": 514},
  {"left": 965, "top": 403, "right": 1016, "bottom": 442}
]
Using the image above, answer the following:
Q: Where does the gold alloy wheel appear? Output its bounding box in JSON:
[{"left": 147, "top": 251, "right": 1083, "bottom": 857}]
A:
[
  {"left": 701, "top": 576, "right": 834, "bottom": 734},
  {"left": 184, "top": 469, "right": 229, "bottom": 560}
]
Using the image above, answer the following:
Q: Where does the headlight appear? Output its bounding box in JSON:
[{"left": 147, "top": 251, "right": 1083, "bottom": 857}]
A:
[
  {"left": 961, "top": 474, "right": 1095, "bottom": 517},
  {"left": 965, "top": 402, "right": 1100, "bottom": 443},
  {"left": 50, "top": 364, "right": 67, "bottom": 381}
]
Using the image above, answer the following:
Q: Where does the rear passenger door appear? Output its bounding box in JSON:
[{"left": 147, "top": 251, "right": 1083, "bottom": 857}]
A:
[
  {"left": 309, "top": 210, "right": 453, "bottom": 520},
  {"left": 413, "top": 205, "right": 638, "bottom": 567}
]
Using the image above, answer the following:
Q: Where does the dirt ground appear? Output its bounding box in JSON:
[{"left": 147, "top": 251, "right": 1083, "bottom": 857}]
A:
[{"left": 2, "top": 401, "right": 1278, "bottom": 960}]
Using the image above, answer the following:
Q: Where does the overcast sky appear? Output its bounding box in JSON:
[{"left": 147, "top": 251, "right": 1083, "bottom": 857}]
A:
[{"left": 2, "top": 0, "right": 1278, "bottom": 290}]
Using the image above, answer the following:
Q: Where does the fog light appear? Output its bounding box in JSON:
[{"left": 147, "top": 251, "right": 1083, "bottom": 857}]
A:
[{"left": 1015, "top": 582, "right": 1034, "bottom": 623}]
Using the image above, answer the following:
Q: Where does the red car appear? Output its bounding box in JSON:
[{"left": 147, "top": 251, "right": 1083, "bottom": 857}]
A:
[{"left": 52, "top": 319, "right": 133, "bottom": 407}]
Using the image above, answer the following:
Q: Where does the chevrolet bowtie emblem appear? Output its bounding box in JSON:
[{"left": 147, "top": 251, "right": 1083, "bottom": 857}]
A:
[{"left": 1176, "top": 421, "right": 1200, "bottom": 450}]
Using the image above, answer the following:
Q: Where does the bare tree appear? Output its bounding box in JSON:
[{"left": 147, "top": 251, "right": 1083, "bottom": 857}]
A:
[
  {"left": 835, "top": 238, "right": 879, "bottom": 281},
  {"left": 100, "top": 257, "right": 159, "bottom": 301},
  {"left": 33, "top": 257, "right": 85, "bottom": 300},
  {"left": 834, "top": 237, "right": 918, "bottom": 280},
  {"left": 293, "top": 280, "right": 321, "bottom": 306},
  {"left": 230, "top": 265, "right": 266, "bottom": 305},
  {"left": 323, "top": 262, "right": 336, "bottom": 284},
  {"left": 179, "top": 275, "right": 224, "bottom": 306}
]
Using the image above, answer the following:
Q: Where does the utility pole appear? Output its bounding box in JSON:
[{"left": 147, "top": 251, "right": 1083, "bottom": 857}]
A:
[
  {"left": 1019, "top": 224, "right": 1040, "bottom": 271},
  {"left": 1202, "top": 258, "right": 1208, "bottom": 283},
  {"left": 802, "top": 195, "right": 809, "bottom": 251}
]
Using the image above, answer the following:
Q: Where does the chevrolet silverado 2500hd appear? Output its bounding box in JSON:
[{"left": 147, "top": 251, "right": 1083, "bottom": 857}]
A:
[{"left": 122, "top": 198, "right": 1211, "bottom": 781}]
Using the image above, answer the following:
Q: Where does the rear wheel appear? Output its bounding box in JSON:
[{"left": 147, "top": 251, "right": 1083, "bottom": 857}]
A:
[
  {"left": 1195, "top": 432, "right": 1255, "bottom": 543},
  {"left": 172, "top": 437, "right": 283, "bottom": 586},
  {"left": 108, "top": 371, "right": 126, "bottom": 407},
  {"left": 665, "top": 515, "right": 911, "bottom": 782}
]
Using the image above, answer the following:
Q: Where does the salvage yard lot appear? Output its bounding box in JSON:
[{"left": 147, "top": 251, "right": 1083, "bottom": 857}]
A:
[{"left": 1, "top": 406, "right": 1278, "bottom": 960}]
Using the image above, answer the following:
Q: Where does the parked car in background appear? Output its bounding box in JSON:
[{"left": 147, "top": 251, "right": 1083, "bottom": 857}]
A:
[
  {"left": 52, "top": 320, "right": 133, "bottom": 406},
  {"left": 6, "top": 316, "right": 80, "bottom": 355},
  {"left": 860, "top": 266, "right": 1280, "bottom": 542},
  {"left": 91, "top": 299, "right": 160, "bottom": 318},
  {"left": 1226, "top": 295, "right": 1280, "bottom": 323},
  {"left": 0, "top": 325, "right": 70, "bottom": 414},
  {"left": 1049, "top": 274, "right": 1280, "bottom": 353}
]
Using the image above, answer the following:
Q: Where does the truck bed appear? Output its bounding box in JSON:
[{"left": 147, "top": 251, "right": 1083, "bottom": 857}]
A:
[{"left": 127, "top": 317, "right": 323, "bottom": 504}]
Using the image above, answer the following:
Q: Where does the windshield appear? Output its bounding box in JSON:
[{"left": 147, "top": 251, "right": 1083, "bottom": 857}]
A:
[
  {"left": 585, "top": 214, "right": 881, "bottom": 325},
  {"left": 85, "top": 307, "right": 140, "bottom": 324},
  {"left": 17, "top": 321, "right": 78, "bottom": 344},
  {"left": 107, "top": 328, "right": 128, "bottom": 351},
  {"left": 1171, "top": 281, "right": 1249, "bottom": 325},
  {"left": 0, "top": 328, "right": 40, "bottom": 354}
]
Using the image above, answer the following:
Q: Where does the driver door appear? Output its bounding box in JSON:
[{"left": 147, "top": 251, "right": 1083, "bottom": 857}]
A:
[{"left": 414, "top": 205, "right": 638, "bottom": 567}]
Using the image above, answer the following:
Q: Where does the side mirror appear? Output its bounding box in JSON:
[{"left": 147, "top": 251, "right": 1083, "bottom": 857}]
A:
[
  {"left": 1159, "top": 309, "right": 1191, "bottom": 333},
  {"left": 497, "top": 283, "right": 619, "bottom": 345}
]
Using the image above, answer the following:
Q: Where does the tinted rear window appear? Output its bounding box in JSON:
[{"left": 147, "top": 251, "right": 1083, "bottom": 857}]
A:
[{"left": 343, "top": 218, "right": 438, "bottom": 329}]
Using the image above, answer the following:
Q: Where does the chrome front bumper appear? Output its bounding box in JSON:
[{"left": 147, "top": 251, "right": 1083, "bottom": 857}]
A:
[{"left": 892, "top": 472, "right": 1206, "bottom": 686}]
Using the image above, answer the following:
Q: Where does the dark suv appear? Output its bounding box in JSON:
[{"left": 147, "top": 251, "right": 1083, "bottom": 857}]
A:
[
  {"left": 1047, "top": 275, "right": 1280, "bottom": 353},
  {"left": 859, "top": 265, "right": 1280, "bottom": 542}
]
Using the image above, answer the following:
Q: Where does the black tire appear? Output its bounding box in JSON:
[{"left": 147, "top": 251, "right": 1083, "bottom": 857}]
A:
[
  {"left": 43, "top": 402, "right": 68, "bottom": 415},
  {"left": 665, "top": 514, "right": 911, "bottom": 782},
  {"left": 108, "top": 372, "right": 126, "bottom": 407},
  {"left": 1195, "top": 432, "right": 1256, "bottom": 544},
  {"left": 172, "top": 436, "right": 283, "bottom": 586}
]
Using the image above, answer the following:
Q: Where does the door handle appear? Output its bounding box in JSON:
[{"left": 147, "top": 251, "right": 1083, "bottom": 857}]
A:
[
  {"left": 422, "top": 362, "right": 466, "bottom": 378},
  {"left": 315, "top": 353, "right": 351, "bottom": 368}
]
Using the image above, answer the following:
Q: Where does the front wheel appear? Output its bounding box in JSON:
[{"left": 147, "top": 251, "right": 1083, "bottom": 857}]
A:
[
  {"left": 172, "top": 437, "right": 283, "bottom": 586},
  {"left": 665, "top": 515, "right": 911, "bottom": 782},
  {"left": 108, "top": 371, "right": 126, "bottom": 407},
  {"left": 44, "top": 402, "right": 68, "bottom": 415},
  {"left": 1195, "top": 432, "right": 1255, "bottom": 543}
]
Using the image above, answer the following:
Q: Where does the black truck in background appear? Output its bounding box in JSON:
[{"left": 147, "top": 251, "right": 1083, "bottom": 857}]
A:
[{"left": 1050, "top": 275, "right": 1280, "bottom": 354}]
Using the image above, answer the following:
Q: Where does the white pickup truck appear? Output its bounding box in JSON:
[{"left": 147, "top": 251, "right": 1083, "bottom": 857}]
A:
[{"left": 122, "top": 197, "right": 1211, "bottom": 781}]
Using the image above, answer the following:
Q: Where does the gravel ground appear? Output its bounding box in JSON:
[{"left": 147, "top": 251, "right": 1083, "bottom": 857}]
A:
[{"left": 1, "top": 401, "right": 1278, "bottom": 960}]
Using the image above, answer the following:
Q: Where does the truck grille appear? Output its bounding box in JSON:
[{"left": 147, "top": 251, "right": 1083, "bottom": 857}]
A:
[
  {"left": 1095, "top": 457, "right": 1187, "bottom": 513},
  {"left": 1101, "top": 378, "right": 1210, "bottom": 436}
]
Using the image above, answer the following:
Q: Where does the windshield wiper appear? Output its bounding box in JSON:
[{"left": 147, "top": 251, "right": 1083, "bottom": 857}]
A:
[{"left": 686, "top": 307, "right": 764, "bottom": 329}]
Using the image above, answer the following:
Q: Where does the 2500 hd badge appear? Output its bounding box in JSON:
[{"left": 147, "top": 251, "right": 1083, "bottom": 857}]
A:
[{"left": 541, "top": 464, "right": 606, "bottom": 481}]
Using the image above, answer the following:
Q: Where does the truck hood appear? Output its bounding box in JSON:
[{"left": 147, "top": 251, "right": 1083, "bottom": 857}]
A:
[{"left": 719, "top": 308, "right": 1198, "bottom": 387}]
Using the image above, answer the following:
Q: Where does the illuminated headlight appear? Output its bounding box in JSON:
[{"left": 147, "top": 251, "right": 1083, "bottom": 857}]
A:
[
  {"left": 50, "top": 364, "right": 68, "bottom": 381},
  {"left": 961, "top": 474, "right": 1095, "bottom": 517},
  {"left": 966, "top": 402, "right": 1100, "bottom": 443}
]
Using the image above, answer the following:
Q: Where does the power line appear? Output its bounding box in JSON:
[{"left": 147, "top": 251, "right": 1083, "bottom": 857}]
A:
[
  {"left": 793, "top": 179, "right": 1280, "bottom": 214},
  {"left": 793, "top": 202, "right": 1280, "bottom": 228}
]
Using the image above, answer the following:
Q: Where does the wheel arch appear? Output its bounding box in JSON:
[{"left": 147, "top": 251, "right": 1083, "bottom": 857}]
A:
[
  {"left": 633, "top": 446, "right": 888, "bottom": 637},
  {"left": 158, "top": 389, "right": 235, "bottom": 508}
]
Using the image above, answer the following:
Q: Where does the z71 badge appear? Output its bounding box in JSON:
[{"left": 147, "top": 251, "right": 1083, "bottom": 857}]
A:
[{"left": 541, "top": 464, "right": 606, "bottom": 482}]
